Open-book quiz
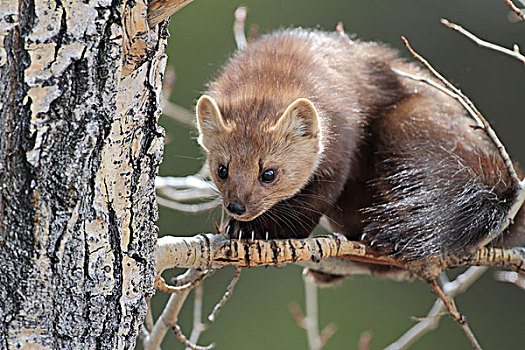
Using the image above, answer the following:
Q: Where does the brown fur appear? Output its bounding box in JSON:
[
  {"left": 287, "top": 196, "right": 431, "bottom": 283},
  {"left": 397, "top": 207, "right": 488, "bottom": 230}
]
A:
[{"left": 196, "top": 29, "right": 522, "bottom": 262}]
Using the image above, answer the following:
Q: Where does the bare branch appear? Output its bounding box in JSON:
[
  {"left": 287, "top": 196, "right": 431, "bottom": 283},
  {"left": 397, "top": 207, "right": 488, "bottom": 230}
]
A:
[
  {"left": 144, "top": 269, "right": 208, "bottom": 350},
  {"left": 431, "top": 280, "right": 482, "bottom": 349},
  {"left": 156, "top": 175, "right": 216, "bottom": 192},
  {"left": 358, "top": 331, "right": 372, "bottom": 350},
  {"left": 233, "top": 6, "right": 248, "bottom": 50},
  {"left": 155, "top": 174, "right": 219, "bottom": 213},
  {"left": 162, "top": 99, "right": 196, "bottom": 125},
  {"left": 155, "top": 269, "right": 212, "bottom": 293},
  {"left": 186, "top": 284, "right": 208, "bottom": 349},
  {"left": 441, "top": 19, "right": 525, "bottom": 64},
  {"left": 208, "top": 267, "right": 241, "bottom": 322},
  {"left": 494, "top": 270, "right": 525, "bottom": 291},
  {"left": 148, "top": 0, "right": 194, "bottom": 27},
  {"left": 303, "top": 276, "right": 322, "bottom": 350},
  {"left": 146, "top": 297, "right": 155, "bottom": 332},
  {"left": 384, "top": 267, "right": 487, "bottom": 350},
  {"left": 336, "top": 22, "right": 345, "bottom": 35},
  {"left": 156, "top": 233, "right": 525, "bottom": 280},
  {"left": 505, "top": 0, "right": 525, "bottom": 21},
  {"left": 156, "top": 196, "right": 221, "bottom": 214},
  {"left": 290, "top": 277, "right": 337, "bottom": 350},
  {"left": 300, "top": 257, "right": 414, "bottom": 281},
  {"left": 172, "top": 323, "right": 215, "bottom": 350}
]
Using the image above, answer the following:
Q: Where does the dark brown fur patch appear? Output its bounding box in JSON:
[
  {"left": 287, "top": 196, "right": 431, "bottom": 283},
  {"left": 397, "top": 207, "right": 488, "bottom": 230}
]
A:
[{"left": 197, "top": 28, "right": 522, "bottom": 261}]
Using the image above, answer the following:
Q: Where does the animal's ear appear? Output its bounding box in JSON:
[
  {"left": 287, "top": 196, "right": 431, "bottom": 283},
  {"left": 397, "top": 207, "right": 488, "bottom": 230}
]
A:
[
  {"left": 270, "top": 98, "right": 320, "bottom": 139},
  {"left": 196, "top": 95, "right": 230, "bottom": 150}
]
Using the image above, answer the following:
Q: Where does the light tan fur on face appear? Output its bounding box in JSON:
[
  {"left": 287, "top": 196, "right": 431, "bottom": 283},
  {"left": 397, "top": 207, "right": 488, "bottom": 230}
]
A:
[{"left": 196, "top": 95, "right": 322, "bottom": 221}]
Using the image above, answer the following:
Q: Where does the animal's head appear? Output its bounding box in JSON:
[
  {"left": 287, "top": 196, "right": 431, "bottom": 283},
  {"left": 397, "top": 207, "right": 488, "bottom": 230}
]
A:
[{"left": 196, "top": 94, "right": 323, "bottom": 221}]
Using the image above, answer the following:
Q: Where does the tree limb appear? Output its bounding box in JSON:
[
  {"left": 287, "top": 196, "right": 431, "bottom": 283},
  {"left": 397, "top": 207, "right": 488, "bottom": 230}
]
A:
[
  {"left": 147, "top": 0, "right": 194, "bottom": 27},
  {"left": 384, "top": 267, "right": 488, "bottom": 350}
]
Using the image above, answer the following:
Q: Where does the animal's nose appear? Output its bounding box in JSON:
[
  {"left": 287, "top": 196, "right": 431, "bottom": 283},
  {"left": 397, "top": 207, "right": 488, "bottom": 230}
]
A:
[{"left": 227, "top": 202, "right": 246, "bottom": 216}]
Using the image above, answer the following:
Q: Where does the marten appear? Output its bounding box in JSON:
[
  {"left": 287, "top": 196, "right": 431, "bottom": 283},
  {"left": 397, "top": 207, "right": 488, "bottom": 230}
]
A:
[{"left": 195, "top": 28, "right": 524, "bottom": 266}]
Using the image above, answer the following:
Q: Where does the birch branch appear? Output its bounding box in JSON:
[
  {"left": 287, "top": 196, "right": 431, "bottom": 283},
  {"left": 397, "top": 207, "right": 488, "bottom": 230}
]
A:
[
  {"left": 156, "top": 233, "right": 525, "bottom": 280},
  {"left": 384, "top": 267, "right": 488, "bottom": 350}
]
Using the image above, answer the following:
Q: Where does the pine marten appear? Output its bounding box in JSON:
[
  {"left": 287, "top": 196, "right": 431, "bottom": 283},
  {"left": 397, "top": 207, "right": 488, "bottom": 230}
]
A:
[{"left": 195, "top": 28, "right": 523, "bottom": 264}]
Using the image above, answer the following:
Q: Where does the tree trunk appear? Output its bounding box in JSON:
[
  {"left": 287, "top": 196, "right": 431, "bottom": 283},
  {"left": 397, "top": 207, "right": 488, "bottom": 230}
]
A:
[{"left": 0, "top": 0, "right": 166, "bottom": 348}]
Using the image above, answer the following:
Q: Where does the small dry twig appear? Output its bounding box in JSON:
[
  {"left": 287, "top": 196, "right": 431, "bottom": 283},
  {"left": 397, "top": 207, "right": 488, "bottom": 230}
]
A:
[
  {"left": 145, "top": 297, "right": 155, "bottom": 332},
  {"left": 208, "top": 267, "right": 242, "bottom": 322},
  {"left": 494, "top": 270, "right": 525, "bottom": 291},
  {"left": 505, "top": 0, "right": 525, "bottom": 21},
  {"left": 186, "top": 284, "right": 208, "bottom": 349},
  {"left": 289, "top": 277, "right": 337, "bottom": 350},
  {"left": 233, "top": 6, "right": 248, "bottom": 50},
  {"left": 336, "top": 22, "right": 345, "bottom": 35},
  {"left": 143, "top": 269, "right": 209, "bottom": 350},
  {"left": 172, "top": 323, "right": 215, "bottom": 350},
  {"left": 431, "top": 280, "right": 482, "bottom": 350},
  {"left": 156, "top": 174, "right": 220, "bottom": 213},
  {"left": 162, "top": 99, "right": 196, "bottom": 125},
  {"left": 358, "top": 331, "right": 372, "bottom": 350},
  {"left": 441, "top": 18, "right": 525, "bottom": 64},
  {"left": 384, "top": 267, "right": 487, "bottom": 350},
  {"left": 155, "top": 269, "right": 212, "bottom": 293}
]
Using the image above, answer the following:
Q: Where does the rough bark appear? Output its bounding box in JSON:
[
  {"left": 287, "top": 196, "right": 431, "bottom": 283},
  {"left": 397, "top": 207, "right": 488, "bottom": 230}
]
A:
[{"left": 0, "top": 0, "right": 166, "bottom": 348}]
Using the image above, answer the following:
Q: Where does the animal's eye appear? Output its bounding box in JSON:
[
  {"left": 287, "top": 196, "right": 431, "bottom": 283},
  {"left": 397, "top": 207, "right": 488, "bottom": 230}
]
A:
[
  {"left": 260, "top": 169, "right": 276, "bottom": 183},
  {"left": 218, "top": 165, "right": 228, "bottom": 180}
]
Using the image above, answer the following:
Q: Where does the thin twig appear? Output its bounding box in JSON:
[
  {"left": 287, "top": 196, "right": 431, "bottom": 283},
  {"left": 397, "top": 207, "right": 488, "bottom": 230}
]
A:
[
  {"left": 143, "top": 269, "right": 209, "bottom": 350},
  {"left": 147, "top": 0, "right": 194, "bottom": 27},
  {"left": 186, "top": 284, "right": 208, "bottom": 349},
  {"left": 146, "top": 297, "right": 155, "bottom": 332},
  {"left": 384, "top": 267, "right": 487, "bottom": 350},
  {"left": 233, "top": 6, "right": 248, "bottom": 50},
  {"left": 156, "top": 196, "right": 221, "bottom": 214},
  {"left": 494, "top": 270, "right": 525, "bottom": 291},
  {"left": 155, "top": 269, "right": 212, "bottom": 293},
  {"left": 441, "top": 19, "right": 525, "bottom": 64},
  {"left": 162, "top": 99, "right": 196, "bottom": 125},
  {"left": 431, "top": 280, "right": 482, "bottom": 350},
  {"left": 336, "top": 22, "right": 345, "bottom": 35},
  {"left": 172, "top": 323, "right": 215, "bottom": 350},
  {"left": 156, "top": 175, "right": 216, "bottom": 192},
  {"left": 358, "top": 331, "right": 372, "bottom": 350},
  {"left": 505, "top": 0, "right": 525, "bottom": 21},
  {"left": 304, "top": 277, "right": 322, "bottom": 350},
  {"left": 157, "top": 187, "right": 216, "bottom": 202},
  {"left": 292, "top": 275, "right": 337, "bottom": 350},
  {"left": 208, "top": 267, "right": 242, "bottom": 322},
  {"left": 399, "top": 36, "right": 525, "bottom": 247}
]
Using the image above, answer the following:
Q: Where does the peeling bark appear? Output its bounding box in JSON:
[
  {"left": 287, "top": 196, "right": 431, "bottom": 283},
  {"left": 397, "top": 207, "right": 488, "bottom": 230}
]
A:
[{"left": 0, "top": 0, "right": 166, "bottom": 348}]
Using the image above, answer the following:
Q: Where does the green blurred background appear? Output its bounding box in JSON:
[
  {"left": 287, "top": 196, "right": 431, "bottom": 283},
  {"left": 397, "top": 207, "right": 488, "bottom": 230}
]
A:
[{"left": 148, "top": 0, "right": 525, "bottom": 349}]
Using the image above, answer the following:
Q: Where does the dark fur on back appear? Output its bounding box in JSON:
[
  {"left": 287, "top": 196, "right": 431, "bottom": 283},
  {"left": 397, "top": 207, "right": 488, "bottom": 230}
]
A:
[{"left": 197, "top": 28, "right": 523, "bottom": 262}]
